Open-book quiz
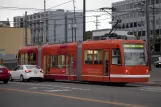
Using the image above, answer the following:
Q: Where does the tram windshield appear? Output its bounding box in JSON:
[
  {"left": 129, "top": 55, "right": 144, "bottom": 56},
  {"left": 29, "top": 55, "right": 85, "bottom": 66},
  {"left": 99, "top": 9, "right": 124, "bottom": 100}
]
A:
[{"left": 123, "top": 44, "right": 147, "bottom": 66}]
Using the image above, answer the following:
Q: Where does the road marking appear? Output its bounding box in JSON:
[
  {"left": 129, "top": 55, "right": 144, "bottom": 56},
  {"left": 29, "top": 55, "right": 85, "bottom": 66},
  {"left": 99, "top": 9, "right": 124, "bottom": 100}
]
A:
[
  {"left": 0, "top": 88, "right": 147, "bottom": 107},
  {"left": 44, "top": 89, "right": 72, "bottom": 92},
  {"left": 29, "top": 87, "right": 38, "bottom": 89},
  {"left": 29, "top": 87, "right": 53, "bottom": 90},
  {"left": 140, "top": 87, "right": 161, "bottom": 93},
  {"left": 28, "top": 86, "right": 72, "bottom": 92},
  {"left": 12, "top": 82, "right": 90, "bottom": 91}
]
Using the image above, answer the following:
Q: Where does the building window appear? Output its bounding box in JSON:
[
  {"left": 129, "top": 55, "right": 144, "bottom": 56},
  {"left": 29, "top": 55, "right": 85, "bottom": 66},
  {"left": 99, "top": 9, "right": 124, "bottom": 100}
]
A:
[
  {"left": 134, "top": 11, "right": 137, "bottom": 18},
  {"left": 130, "top": 12, "right": 133, "bottom": 18},
  {"left": 126, "top": 23, "right": 129, "bottom": 28},
  {"left": 134, "top": 22, "right": 137, "bottom": 27},
  {"left": 156, "top": 0, "right": 159, "bottom": 4},
  {"left": 138, "top": 31, "right": 141, "bottom": 37},
  {"left": 142, "top": 31, "right": 145, "bottom": 36},
  {"left": 112, "top": 49, "right": 121, "bottom": 65},
  {"left": 130, "top": 3, "right": 134, "bottom": 9},
  {"left": 156, "top": 29, "right": 159, "bottom": 35},
  {"left": 130, "top": 22, "right": 133, "bottom": 28},
  {"left": 122, "top": 24, "right": 125, "bottom": 29}
]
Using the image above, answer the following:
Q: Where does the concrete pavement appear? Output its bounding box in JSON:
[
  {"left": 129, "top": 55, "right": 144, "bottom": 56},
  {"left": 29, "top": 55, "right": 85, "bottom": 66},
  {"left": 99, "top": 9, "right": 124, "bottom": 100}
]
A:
[{"left": 0, "top": 81, "right": 161, "bottom": 107}]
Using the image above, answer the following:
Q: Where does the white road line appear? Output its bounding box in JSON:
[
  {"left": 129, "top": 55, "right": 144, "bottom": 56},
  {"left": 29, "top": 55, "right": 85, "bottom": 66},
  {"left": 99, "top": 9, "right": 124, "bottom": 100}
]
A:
[
  {"left": 44, "top": 89, "right": 72, "bottom": 92},
  {"left": 140, "top": 89, "right": 161, "bottom": 92},
  {"left": 140, "top": 87, "right": 161, "bottom": 93},
  {"left": 12, "top": 82, "right": 90, "bottom": 91},
  {"left": 29, "top": 87, "right": 53, "bottom": 90}
]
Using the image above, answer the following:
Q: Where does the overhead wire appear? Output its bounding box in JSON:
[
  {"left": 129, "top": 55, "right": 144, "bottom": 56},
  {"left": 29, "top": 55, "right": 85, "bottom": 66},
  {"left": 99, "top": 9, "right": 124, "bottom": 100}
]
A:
[{"left": 47, "top": 0, "right": 73, "bottom": 10}]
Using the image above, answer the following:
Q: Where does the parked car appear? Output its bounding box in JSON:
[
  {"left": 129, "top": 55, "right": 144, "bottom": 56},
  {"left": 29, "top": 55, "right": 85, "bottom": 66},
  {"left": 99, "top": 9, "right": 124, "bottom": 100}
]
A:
[
  {"left": 0, "top": 64, "right": 10, "bottom": 84},
  {"left": 10, "top": 65, "right": 44, "bottom": 82},
  {"left": 153, "top": 61, "right": 161, "bottom": 68}
]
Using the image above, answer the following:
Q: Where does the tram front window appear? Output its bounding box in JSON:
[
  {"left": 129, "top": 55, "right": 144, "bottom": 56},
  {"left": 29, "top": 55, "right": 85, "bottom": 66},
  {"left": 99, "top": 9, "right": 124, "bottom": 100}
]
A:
[{"left": 123, "top": 44, "right": 147, "bottom": 66}]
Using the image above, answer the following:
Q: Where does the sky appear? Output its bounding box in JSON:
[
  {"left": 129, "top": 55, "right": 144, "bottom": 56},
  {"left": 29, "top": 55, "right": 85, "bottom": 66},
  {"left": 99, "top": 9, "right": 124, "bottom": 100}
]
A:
[{"left": 0, "top": 0, "right": 122, "bottom": 31}]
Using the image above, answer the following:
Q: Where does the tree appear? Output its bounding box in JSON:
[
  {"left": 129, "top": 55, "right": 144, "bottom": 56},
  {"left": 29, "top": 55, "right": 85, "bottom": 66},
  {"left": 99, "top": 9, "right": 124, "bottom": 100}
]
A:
[{"left": 84, "top": 31, "right": 92, "bottom": 40}]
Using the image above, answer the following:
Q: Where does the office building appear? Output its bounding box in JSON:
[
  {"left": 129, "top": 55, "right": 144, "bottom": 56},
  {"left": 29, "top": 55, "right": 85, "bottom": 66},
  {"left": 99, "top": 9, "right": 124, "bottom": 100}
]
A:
[
  {"left": 14, "top": 9, "right": 83, "bottom": 44},
  {"left": 112, "top": 0, "right": 161, "bottom": 52}
]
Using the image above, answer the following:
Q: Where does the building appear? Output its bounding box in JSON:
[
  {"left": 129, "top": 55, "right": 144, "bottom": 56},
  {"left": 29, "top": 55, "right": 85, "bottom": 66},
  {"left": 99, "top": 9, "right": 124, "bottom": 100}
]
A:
[
  {"left": 112, "top": 0, "right": 161, "bottom": 53},
  {"left": 13, "top": 9, "right": 83, "bottom": 44},
  {"left": 0, "top": 27, "right": 31, "bottom": 55},
  {"left": 0, "top": 19, "right": 10, "bottom": 27},
  {"left": 13, "top": 16, "right": 24, "bottom": 28}
]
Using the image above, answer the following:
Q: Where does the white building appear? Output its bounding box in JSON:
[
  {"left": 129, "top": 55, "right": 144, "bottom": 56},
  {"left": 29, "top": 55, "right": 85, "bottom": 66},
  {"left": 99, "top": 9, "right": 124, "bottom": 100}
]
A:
[{"left": 13, "top": 9, "right": 83, "bottom": 44}]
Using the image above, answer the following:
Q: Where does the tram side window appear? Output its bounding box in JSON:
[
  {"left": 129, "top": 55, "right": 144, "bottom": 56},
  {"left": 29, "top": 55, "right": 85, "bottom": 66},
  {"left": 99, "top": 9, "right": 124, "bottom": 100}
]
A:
[
  {"left": 58, "top": 55, "right": 65, "bottom": 68},
  {"left": 24, "top": 53, "right": 28, "bottom": 64},
  {"left": 33, "top": 53, "right": 36, "bottom": 65},
  {"left": 18, "top": 54, "right": 21, "bottom": 65},
  {"left": 112, "top": 48, "right": 122, "bottom": 65},
  {"left": 84, "top": 50, "right": 93, "bottom": 64},
  {"left": 52, "top": 56, "right": 58, "bottom": 68},
  {"left": 28, "top": 53, "right": 31, "bottom": 64},
  {"left": 21, "top": 54, "right": 24, "bottom": 65},
  {"left": 94, "top": 50, "right": 102, "bottom": 64}
]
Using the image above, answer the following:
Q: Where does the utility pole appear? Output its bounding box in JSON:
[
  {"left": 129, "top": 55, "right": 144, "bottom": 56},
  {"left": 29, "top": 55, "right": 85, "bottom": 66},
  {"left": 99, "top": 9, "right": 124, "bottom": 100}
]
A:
[
  {"left": 65, "top": 13, "right": 68, "bottom": 43},
  {"left": 145, "top": 0, "right": 151, "bottom": 71},
  {"left": 72, "top": 0, "right": 77, "bottom": 42},
  {"left": 152, "top": 0, "right": 156, "bottom": 53},
  {"left": 44, "top": 0, "right": 47, "bottom": 43},
  {"left": 71, "top": 18, "right": 74, "bottom": 42},
  {"left": 54, "top": 20, "right": 56, "bottom": 43},
  {"left": 24, "top": 11, "right": 27, "bottom": 45},
  {"left": 83, "top": 0, "right": 86, "bottom": 41},
  {"left": 74, "top": 19, "right": 77, "bottom": 42},
  {"left": 94, "top": 15, "right": 100, "bottom": 30}
]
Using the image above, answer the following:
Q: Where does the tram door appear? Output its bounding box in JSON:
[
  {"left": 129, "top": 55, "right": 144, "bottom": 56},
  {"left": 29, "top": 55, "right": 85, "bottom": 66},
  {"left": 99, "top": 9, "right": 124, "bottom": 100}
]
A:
[
  {"left": 103, "top": 49, "right": 110, "bottom": 82},
  {"left": 66, "top": 53, "right": 75, "bottom": 80},
  {"left": 43, "top": 55, "right": 51, "bottom": 74}
]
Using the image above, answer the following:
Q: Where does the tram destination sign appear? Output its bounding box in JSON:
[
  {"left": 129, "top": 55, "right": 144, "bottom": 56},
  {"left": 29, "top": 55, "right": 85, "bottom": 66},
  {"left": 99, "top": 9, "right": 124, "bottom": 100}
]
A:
[{"left": 123, "top": 44, "right": 144, "bottom": 48}]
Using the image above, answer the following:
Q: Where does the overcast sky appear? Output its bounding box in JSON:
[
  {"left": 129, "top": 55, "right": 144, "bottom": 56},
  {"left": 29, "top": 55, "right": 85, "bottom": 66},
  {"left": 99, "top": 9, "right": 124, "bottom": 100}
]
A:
[{"left": 0, "top": 0, "right": 122, "bottom": 31}]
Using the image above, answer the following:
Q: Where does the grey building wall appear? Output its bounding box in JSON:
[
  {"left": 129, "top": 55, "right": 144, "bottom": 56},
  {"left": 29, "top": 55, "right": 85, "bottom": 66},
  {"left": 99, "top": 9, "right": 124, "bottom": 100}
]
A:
[
  {"left": 13, "top": 9, "right": 83, "bottom": 44},
  {"left": 13, "top": 16, "right": 24, "bottom": 28},
  {"left": 112, "top": 0, "right": 161, "bottom": 52}
]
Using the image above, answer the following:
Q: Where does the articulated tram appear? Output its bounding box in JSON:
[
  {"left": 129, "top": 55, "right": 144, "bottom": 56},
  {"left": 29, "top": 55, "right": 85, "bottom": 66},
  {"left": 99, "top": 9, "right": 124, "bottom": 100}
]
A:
[{"left": 17, "top": 39, "right": 150, "bottom": 84}]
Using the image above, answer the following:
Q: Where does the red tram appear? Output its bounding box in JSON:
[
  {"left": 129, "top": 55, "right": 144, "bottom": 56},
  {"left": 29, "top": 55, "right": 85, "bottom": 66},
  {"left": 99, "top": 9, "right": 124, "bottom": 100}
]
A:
[{"left": 18, "top": 39, "right": 150, "bottom": 84}]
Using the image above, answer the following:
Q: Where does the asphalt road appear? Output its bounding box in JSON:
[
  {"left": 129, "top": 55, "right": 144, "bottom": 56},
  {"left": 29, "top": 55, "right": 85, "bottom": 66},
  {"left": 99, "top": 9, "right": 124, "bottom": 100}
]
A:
[
  {"left": 0, "top": 81, "right": 161, "bottom": 107},
  {"left": 150, "top": 67, "right": 161, "bottom": 82}
]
